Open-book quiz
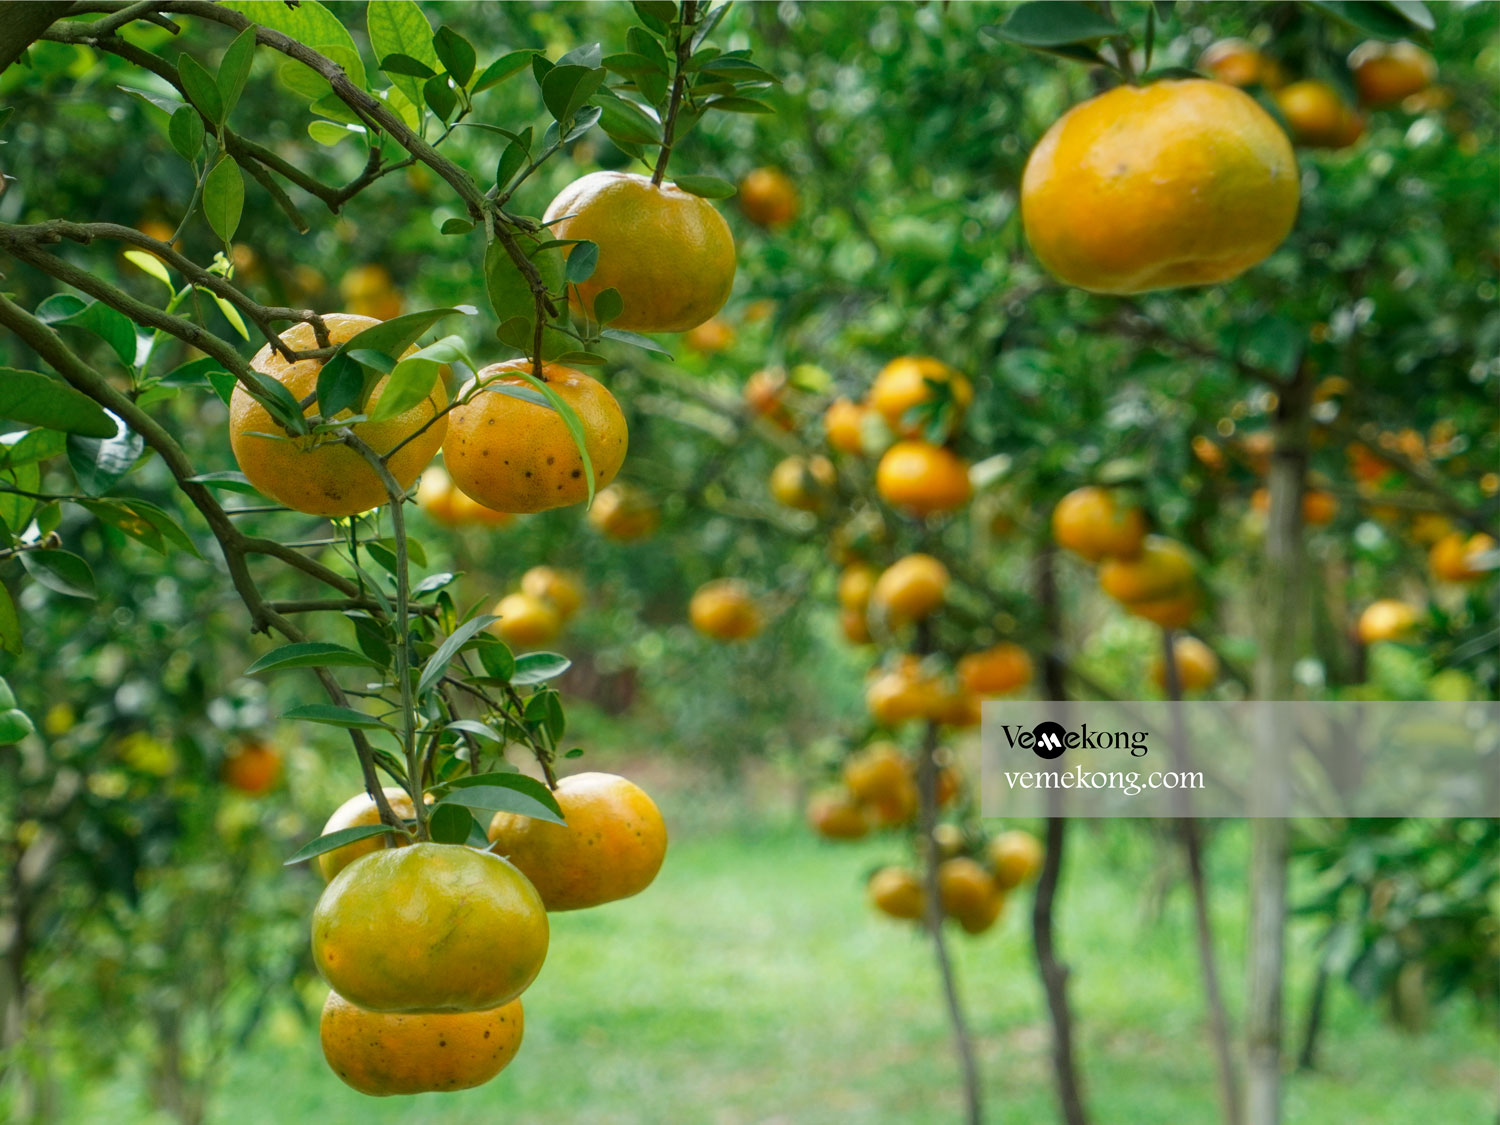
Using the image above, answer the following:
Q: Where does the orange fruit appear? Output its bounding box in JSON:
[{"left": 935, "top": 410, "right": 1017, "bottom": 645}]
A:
[
  {"left": 933, "top": 822, "right": 965, "bottom": 857},
  {"left": 935, "top": 766, "right": 961, "bottom": 808},
  {"left": 229, "top": 314, "right": 448, "bottom": 517},
  {"left": 957, "top": 643, "right": 1033, "bottom": 697},
  {"left": 684, "top": 316, "right": 735, "bottom": 354},
  {"left": 843, "top": 743, "right": 918, "bottom": 825},
  {"left": 1052, "top": 486, "right": 1147, "bottom": 561},
  {"left": 1251, "top": 487, "right": 1339, "bottom": 525},
  {"left": 311, "top": 843, "right": 548, "bottom": 1013},
  {"left": 1409, "top": 512, "right": 1454, "bottom": 547},
  {"left": 840, "top": 606, "right": 872, "bottom": 645},
  {"left": 738, "top": 167, "right": 799, "bottom": 227},
  {"left": 221, "top": 741, "right": 281, "bottom": 795},
  {"left": 865, "top": 657, "right": 949, "bottom": 727},
  {"left": 1192, "top": 435, "right": 1227, "bottom": 473},
  {"left": 1429, "top": 531, "right": 1495, "bottom": 583},
  {"left": 837, "top": 562, "right": 879, "bottom": 613},
  {"left": 989, "top": 830, "right": 1044, "bottom": 889},
  {"left": 769, "top": 454, "right": 836, "bottom": 511},
  {"left": 417, "top": 465, "right": 514, "bottom": 528},
  {"left": 339, "top": 264, "right": 403, "bottom": 321},
  {"left": 875, "top": 440, "right": 972, "bottom": 517},
  {"left": 317, "top": 788, "right": 417, "bottom": 884},
  {"left": 587, "top": 482, "right": 659, "bottom": 541},
  {"left": 1198, "top": 38, "right": 1273, "bottom": 88},
  {"left": 320, "top": 991, "right": 523, "bottom": 1096},
  {"left": 869, "top": 356, "right": 972, "bottom": 439},
  {"left": 487, "top": 772, "right": 667, "bottom": 912},
  {"left": 1357, "top": 599, "right": 1421, "bottom": 645},
  {"left": 1023, "top": 79, "right": 1298, "bottom": 294},
  {"left": 1150, "top": 635, "right": 1220, "bottom": 693},
  {"left": 1349, "top": 40, "right": 1436, "bottom": 107},
  {"left": 868, "top": 866, "right": 925, "bottom": 921},
  {"left": 443, "top": 361, "right": 626, "bottom": 514},
  {"left": 744, "top": 368, "right": 795, "bottom": 430},
  {"left": 543, "top": 171, "right": 735, "bottom": 332},
  {"left": 1126, "top": 589, "right": 1202, "bottom": 629},
  {"left": 937, "top": 857, "right": 993, "bottom": 919},
  {"left": 955, "top": 884, "right": 1005, "bottom": 935},
  {"left": 870, "top": 553, "right": 949, "bottom": 625},
  {"left": 824, "top": 397, "right": 868, "bottom": 455},
  {"left": 490, "top": 592, "right": 561, "bottom": 649},
  {"left": 806, "top": 791, "right": 870, "bottom": 840},
  {"left": 1099, "top": 536, "right": 1196, "bottom": 604},
  {"left": 689, "top": 579, "right": 763, "bottom": 641},
  {"left": 520, "top": 566, "right": 584, "bottom": 620},
  {"left": 1275, "top": 80, "right": 1362, "bottom": 148}
]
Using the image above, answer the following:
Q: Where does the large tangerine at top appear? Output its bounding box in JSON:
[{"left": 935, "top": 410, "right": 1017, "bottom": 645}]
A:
[
  {"left": 543, "top": 171, "right": 736, "bottom": 333},
  {"left": 1021, "top": 79, "right": 1300, "bottom": 295},
  {"left": 229, "top": 313, "right": 448, "bottom": 516}
]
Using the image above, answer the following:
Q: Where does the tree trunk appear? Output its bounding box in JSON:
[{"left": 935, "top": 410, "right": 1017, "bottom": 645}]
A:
[
  {"left": 1034, "top": 543, "right": 1090, "bottom": 1125},
  {"left": 1245, "top": 370, "right": 1312, "bottom": 1125},
  {"left": 917, "top": 718, "right": 984, "bottom": 1125}
]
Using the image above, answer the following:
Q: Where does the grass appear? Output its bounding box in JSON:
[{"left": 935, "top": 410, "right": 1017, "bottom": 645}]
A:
[{"left": 52, "top": 797, "right": 1500, "bottom": 1124}]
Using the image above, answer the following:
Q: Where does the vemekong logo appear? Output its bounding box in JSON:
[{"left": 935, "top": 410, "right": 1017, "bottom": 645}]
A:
[{"left": 1000, "top": 722, "right": 1151, "bottom": 760}]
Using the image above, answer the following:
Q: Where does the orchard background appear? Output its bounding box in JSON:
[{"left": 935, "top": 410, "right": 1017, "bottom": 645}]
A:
[{"left": 0, "top": 1, "right": 1497, "bottom": 1123}]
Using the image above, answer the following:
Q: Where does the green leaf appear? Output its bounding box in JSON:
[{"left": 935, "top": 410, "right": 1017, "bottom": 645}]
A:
[
  {"left": 417, "top": 614, "right": 499, "bottom": 696},
  {"left": 168, "top": 105, "right": 205, "bottom": 161},
  {"left": 673, "top": 174, "right": 735, "bottom": 199},
  {"left": 222, "top": 0, "right": 368, "bottom": 101},
  {"left": 0, "top": 460, "right": 39, "bottom": 534},
  {"left": 369, "top": 336, "right": 467, "bottom": 422},
  {"left": 565, "top": 240, "right": 599, "bottom": 283},
  {"left": 36, "top": 298, "right": 139, "bottom": 372},
  {"left": 432, "top": 774, "right": 566, "bottom": 824},
  {"left": 203, "top": 157, "right": 244, "bottom": 244},
  {"left": 123, "top": 249, "right": 174, "bottom": 292},
  {"left": 495, "top": 138, "right": 529, "bottom": 193},
  {"left": 423, "top": 73, "right": 457, "bottom": 120},
  {"left": 594, "top": 90, "right": 663, "bottom": 146},
  {"left": 217, "top": 26, "right": 257, "bottom": 120},
  {"left": 187, "top": 470, "right": 261, "bottom": 495},
  {"left": 511, "top": 651, "right": 572, "bottom": 686},
  {"left": 66, "top": 412, "right": 143, "bottom": 496},
  {"left": 0, "top": 583, "right": 21, "bottom": 655},
  {"left": 84, "top": 496, "right": 200, "bottom": 557},
  {"left": 177, "top": 54, "right": 224, "bottom": 124},
  {"left": 632, "top": 1, "right": 676, "bottom": 32},
  {"left": 483, "top": 235, "right": 569, "bottom": 359},
  {"left": 540, "top": 64, "right": 606, "bottom": 125},
  {"left": 600, "top": 327, "right": 673, "bottom": 357},
  {"left": 0, "top": 707, "right": 33, "bottom": 745},
  {"left": 368, "top": 0, "right": 439, "bottom": 109},
  {"left": 0, "top": 429, "right": 66, "bottom": 469},
  {"left": 0, "top": 368, "right": 117, "bottom": 437},
  {"left": 284, "top": 823, "right": 401, "bottom": 866},
  {"left": 473, "top": 49, "right": 539, "bottom": 93},
  {"left": 446, "top": 719, "right": 502, "bottom": 743},
  {"left": 379, "top": 52, "right": 436, "bottom": 78},
  {"left": 1384, "top": 0, "right": 1435, "bottom": 32},
  {"left": 593, "top": 288, "right": 624, "bottom": 325},
  {"left": 477, "top": 636, "right": 516, "bottom": 681},
  {"left": 1306, "top": 0, "right": 1431, "bottom": 39},
  {"left": 308, "top": 120, "right": 356, "bottom": 146},
  {"left": 433, "top": 26, "right": 476, "bottom": 86},
  {"left": 440, "top": 217, "right": 476, "bottom": 235},
  {"left": 20, "top": 549, "right": 96, "bottom": 599},
  {"left": 604, "top": 52, "right": 667, "bottom": 76},
  {"left": 987, "top": 1, "right": 1118, "bottom": 47},
  {"left": 246, "top": 642, "right": 381, "bottom": 674},
  {"left": 315, "top": 307, "right": 468, "bottom": 418},
  {"left": 427, "top": 802, "right": 475, "bottom": 844},
  {"left": 701, "top": 96, "right": 773, "bottom": 114},
  {"left": 283, "top": 704, "right": 393, "bottom": 732}
]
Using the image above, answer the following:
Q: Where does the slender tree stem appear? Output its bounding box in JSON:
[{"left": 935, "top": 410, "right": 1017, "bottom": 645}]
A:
[
  {"left": 651, "top": 1, "right": 699, "bottom": 187},
  {"left": 1161, "top": 629, "right": 1243, "bottom": 1125}
]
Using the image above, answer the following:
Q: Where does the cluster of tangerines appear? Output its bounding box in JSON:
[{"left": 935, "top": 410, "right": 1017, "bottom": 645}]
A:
[
  {"left": 215, "top": 168, "right": 744, "bottom": 1096},
  {"left": 806, "top": 742, "right": 1043, "bottom": 936},
  {"left": 1200, "top": 35, "right": 1438, "bottom": 151},
  {"left": 300, "top": 771, "right": 666, "bottom": 1096}
]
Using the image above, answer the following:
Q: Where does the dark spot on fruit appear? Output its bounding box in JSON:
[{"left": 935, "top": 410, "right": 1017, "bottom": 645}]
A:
[
  {"left": 547, "top": 456, "right": 555, "bottom": 464},
  {"left": 525, "top": 470, "right": 533, "bottom": 477},
  {"left": 484, "top": 1030, "right": 490, "bottom": 1038},
  {"left": 571, "top": 470, "right": 581, "bottom": 478}
]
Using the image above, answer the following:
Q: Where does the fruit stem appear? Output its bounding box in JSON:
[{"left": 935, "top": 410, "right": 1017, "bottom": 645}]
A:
[
  {"left": 344, "top": 431, "right": 427, "bottom": 842},
  {"left": 651, "top": 0, "right": 699, "bottom": 188}
]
